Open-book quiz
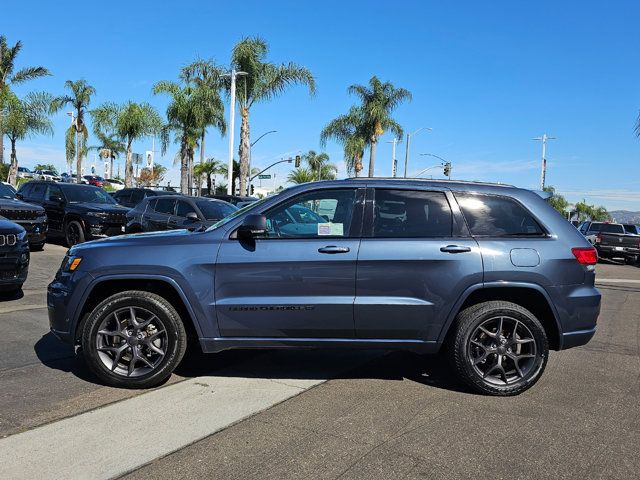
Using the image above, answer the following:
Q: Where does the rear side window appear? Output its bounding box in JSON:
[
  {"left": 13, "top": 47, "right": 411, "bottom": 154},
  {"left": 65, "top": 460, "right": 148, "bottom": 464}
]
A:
[
  {"left": 373, "top": 189, "right": 452, "bottom": 238},
  {"left": 588, "top": 223, "right": 624, "bottom": 234},
  {"left": 456, "top": 193, "right": 545, "bottom": 237},
  {"left": 154, "top": 198, "right": 176, "bottom": 215}
]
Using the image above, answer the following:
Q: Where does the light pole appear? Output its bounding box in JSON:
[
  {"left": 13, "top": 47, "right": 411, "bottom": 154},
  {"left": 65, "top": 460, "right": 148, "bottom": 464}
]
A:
[
  {"left": 247, "top": 130, "right": 277, "bottom": 195},
  {"left": 533, "top": 133, "right": 555, "bottom": 190},
  {"left": 404, "top": 127, "right": 432, "bottom": 178},
  {"left": 387, "top": 138, "right": 399, "bottom": 177},
  {"left": 223, "top": 69, "right": 247, "bottom": 195}
]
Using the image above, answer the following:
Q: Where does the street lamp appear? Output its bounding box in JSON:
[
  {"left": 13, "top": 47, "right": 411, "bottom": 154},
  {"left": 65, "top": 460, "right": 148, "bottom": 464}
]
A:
[
  {"left": 221, "top": 69, "right": 248, "bottom": 195},
  {"left": 387, "top": 137, "right": 400, "bottom": 177},
  {"left": 532, "top": 133, "right": 555, "bottom": 190},
  {"left": 404, "top": 127, "right": 432, "bottom": 178},
  {"left": 247, "top": 130, "right": 277, "bottom": 195},
  {"left": 419, "top": 153, "right": 451, "bottom": 179}
]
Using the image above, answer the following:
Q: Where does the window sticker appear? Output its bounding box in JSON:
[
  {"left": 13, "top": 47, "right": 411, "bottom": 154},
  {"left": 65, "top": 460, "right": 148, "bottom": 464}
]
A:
[{"left": 318, "top": 223, "right": 344, "bottom": 236}]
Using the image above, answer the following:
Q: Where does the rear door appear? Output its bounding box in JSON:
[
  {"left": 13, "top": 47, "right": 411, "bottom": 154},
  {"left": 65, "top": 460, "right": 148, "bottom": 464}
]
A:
[
  {"left": 43, "top": 184, "right": 65, "bottom": 233},
  {"left": 355, "top": 187, "right": 482, "bottom": 341},
  {"left": 147, "top": 198, "right": 174, "bottom": 231}
]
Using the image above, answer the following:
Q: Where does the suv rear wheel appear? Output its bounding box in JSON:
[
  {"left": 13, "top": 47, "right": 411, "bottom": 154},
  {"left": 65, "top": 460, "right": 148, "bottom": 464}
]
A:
[
  {"left": 81, "top": 291, "right": 187, "bottom": 388},
  {"left": 448, "top": 301, "right": 549, "bottom": 396}
]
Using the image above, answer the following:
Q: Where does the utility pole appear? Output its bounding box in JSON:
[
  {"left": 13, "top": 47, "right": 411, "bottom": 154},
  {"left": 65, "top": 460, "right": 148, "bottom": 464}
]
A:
[
  {"left": 223, "top": 69, "right": 247, "bottom": 195},
  {"left": 247, "top": 130, "right": 277, "bottom": 195},
  {"left": 533, "top": 133, "right": 555, "bottom": 190},
  {"left": 387, "top": 138, "right": 398, "bottom": 177},
  {"left": 404, "top": 127, "right": 432, "bottom": 178}
]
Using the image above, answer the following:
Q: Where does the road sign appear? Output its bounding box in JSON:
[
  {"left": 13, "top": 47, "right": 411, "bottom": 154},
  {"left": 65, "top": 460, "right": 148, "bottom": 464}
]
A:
[{"left": 258, "top": 174, "right": 271, "bottom": 179}]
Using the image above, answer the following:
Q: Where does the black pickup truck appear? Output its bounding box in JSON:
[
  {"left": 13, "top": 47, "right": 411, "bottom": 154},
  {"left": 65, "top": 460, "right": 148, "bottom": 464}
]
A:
[{"left": 578, "top": 221, "right": 640, "bottom": 264}]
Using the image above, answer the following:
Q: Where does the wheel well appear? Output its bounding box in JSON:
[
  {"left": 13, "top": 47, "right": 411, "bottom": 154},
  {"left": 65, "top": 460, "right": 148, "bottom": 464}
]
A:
[
  {"left": 456, "top": 287, "right": 560, "bottom": 350},
  {"left": 127, "top": 224, "right": 143, "bottom": 233},
  {"left": 75, "top": 279, "right": 200, "bottom": 349}
]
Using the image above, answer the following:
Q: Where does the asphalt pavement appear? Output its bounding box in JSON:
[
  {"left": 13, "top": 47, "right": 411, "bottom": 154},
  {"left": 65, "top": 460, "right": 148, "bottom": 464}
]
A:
[{"left": 0, "top": 246, "right": 638, "bottom": 479}]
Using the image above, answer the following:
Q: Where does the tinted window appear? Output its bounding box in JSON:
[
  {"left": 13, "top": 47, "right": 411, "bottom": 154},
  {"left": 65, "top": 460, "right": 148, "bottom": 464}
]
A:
[
  {"left": 154, "top": 198, "right": 176, "bottom": 215},
  {"left": 373, "top": 190, "right": 452, "bottom": 237},
  {"left": 456, "top": 193, "right": 545, "bottom": 237},
  {"left": 130, "top": 190, "right": 146, "bottom": 204},
  {"left": 46, "top": 185, "right": 63, "bottom": 201},
  {"left": 264, "top": 189, "right": 356, "bottom": 238},
  {"left": 63, "top": 185, "right": 115, "bottom": 204},
  {"left": 0, "top": 183, "right": 15, "bottom": 199},
  {"left": 176, "top": 200, "right": 197, "bottom": 217},
  {"left": 30, "top": 183, "right": 46, "bottom": 202},
  {"left": 196, "top": 200, "right": 236, "bottom": 220},
  {"left": 114, "top": 190, "right": 131, "bottom": 203},
  {"left": 588, "top": 223, "right": 624, "bottom": 234}
]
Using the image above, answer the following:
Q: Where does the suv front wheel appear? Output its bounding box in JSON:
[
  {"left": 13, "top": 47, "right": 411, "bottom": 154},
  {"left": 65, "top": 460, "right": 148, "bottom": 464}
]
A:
[
  {"left": 81, "top": 291, "right": 187, "bottom": 388},
  {"left": 449, "top": 301, "right": 549, "bottom": 396}
]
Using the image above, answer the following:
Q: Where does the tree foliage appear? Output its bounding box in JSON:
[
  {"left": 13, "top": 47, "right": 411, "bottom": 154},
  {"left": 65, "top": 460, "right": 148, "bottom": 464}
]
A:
[
  {"left": 137, "top": 163, "right": 167, "bottom": 186},
  {"left": 303, "top": 150, "right": 337, "bottom": 181}
]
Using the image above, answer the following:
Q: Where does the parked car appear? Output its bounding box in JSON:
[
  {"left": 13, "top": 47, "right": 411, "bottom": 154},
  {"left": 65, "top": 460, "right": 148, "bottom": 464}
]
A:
[
  {"left": 17, "top": 166, "right": 33, "bottom": 179},
  {"left": 578, "top": 221, "right": 640, "bottom": 264},
  {"left": 48, "top": 179, "right": 601, "bottom": 395},
  {"left": 17, "top": 181, "right": 128, "bottom": 246},
  {"left": 33, "top": 169, "right": 61, "bottom": 182},
  {"left": 60, "top": 173, "right": 88, "bottom": 184},
  {"left": 126, "top": 196, "right": 237, "bottom": 233},
  {"left": 623, "top": 224, "right": 640, "bottom": 235},
  {"left": 0, "top": 182, "right": 47, "bottom": 250},
  {"left": 0, "top": 219, "right": 29, "bottom": 293},
  {"left": 206, "top": 194, "right": 259, "bottom": 206},
  {"left": 106, "top": 179, "right": 125, "bottom": 190},
  {"left": 83, "top": 175, "right": 106, "bottom": 188},
  {"left": 112, "top": 188, "right": 181, "bottom": 208}
]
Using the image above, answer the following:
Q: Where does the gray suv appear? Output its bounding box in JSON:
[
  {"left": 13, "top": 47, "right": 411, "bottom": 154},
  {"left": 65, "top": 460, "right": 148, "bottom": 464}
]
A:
[{"left": 48, "top": 179, "right": 600, "bottom": 395}]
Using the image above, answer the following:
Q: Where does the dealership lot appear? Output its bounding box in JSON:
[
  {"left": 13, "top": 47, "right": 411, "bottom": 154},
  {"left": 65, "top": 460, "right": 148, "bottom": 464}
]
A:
[{"left": 0, "top": 248, "right": 638, "bottom": 479}]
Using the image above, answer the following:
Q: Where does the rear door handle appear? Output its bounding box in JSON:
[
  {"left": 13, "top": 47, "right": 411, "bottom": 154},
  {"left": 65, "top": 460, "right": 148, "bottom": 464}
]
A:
[
  {"left": 318, "top": 246, "right": 350, "bottom": 254},
  {"left": 440, "top": 245, "right": 472, "bottom": 254}
]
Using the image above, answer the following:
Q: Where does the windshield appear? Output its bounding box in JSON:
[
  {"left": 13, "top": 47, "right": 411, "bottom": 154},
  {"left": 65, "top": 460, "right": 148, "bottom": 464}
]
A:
[
  {"left": 0, "top": 183, "right": 16, "bottom": 199},
  {"left": 196, "top": 200, "right": 237, "bottom": 220},
  {"left": 64, "top": 185, "right": 116, "bottom": 204},
  {"left": 206, "top": 196, "right": 270, "bottom": 231}
]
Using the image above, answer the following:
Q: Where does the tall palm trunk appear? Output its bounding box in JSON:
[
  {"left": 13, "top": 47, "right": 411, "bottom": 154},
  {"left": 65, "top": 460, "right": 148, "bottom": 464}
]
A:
[
  {"left": 206, "top": 173, "right": 212, "bottom": 193},
  {"left": 200, "top": 129, "right": 205, "bottom": 165},
  {"left": 8, "top": 138, "right": 17, "bottom": 185},
  {"left": 110, "top": 156, "right": 114, "bottom": 180},
  {"left": 125, "top": 139, "right": 134, "bottom": 187},
  {"left": 180, "top": 136, "right": 189, "bottom": 194},
  {"left": 368, "top": 137, "right": 377, "bottom": 177},
  {"left": 76, "top": 124, "right": 82, "bottom": 183},
  {"left": 354, "top": 154, "right": 363, "bottom": 177},
  {"left": 238, "top": 106, "right": 250, "bottom": 196},
  {"left": 0, "top": 133, "right": 4, "bottom": 165}
]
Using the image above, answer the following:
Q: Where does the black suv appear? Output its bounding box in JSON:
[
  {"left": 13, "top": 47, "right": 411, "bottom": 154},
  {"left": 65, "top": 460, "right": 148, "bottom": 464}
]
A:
[
  {"left": 18, "top": 181, "right": 128, "bottom": 246},
  {"left": 126, "top": 196, "right": 237, "bottom": 233},
  {"left": 112, "top": 188, "right": 182, "bottom": 208},
  {"left": 206, "top": 194, "right": 258, "bottom": 206},
  {"left": 0, "top": 182, "right": 47, "bottom": 250},
  {"left": 0, "top": 219, "right": 29, "bottom": 293}
]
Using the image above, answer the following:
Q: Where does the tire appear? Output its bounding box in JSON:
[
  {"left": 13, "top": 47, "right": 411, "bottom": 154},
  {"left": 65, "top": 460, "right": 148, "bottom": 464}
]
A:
[
  {"left": 29, "top": 242, "right": 45, "bottom": 251},
  {"left": 81, "top": 290, "right": 187, "bottom": 389},
  {"left": 65, "top": 220, "right": 85, "bottom": 247},
  {"left": 448, "top": 301, "right": 549, "bottom": 396}
]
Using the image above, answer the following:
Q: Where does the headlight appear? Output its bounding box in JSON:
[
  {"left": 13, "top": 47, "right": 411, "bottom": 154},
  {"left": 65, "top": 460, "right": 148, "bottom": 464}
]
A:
[
  {"left": 17, "top": 230, "right": 27, "bottom": 241},
  {"left": 60, "top": 255, "right": 83, "bottom": 272},
  {"left": 87, "top": 212, "right": 108, "bottom": 218}
]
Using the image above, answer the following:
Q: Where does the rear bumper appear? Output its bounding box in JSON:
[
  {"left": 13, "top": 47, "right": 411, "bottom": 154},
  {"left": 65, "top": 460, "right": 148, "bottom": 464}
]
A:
[
  {"left": 597, "top": 245, "right": 640, "bottom": 259},
  {"left": 561, "top": 327, "right": 597, "bottom": 349},
  {"left": 546, "top": 284, "right": 601, "bottom": 350}
]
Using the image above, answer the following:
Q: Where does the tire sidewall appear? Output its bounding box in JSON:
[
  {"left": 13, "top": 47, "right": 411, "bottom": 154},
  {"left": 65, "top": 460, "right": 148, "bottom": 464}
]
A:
[
  {"left": 65, "top": 220, "right": 85, "bottom": 247},
  {"left": 82, "top": 292, "right": 186, "bottom": 388}
]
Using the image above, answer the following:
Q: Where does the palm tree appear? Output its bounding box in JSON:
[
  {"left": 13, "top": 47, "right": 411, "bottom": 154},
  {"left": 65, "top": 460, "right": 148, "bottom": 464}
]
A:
[
  {"left": 89, "top": 131, "right": 125, "bottom": 179},
  {"left": 193, "top": 157, "right": 223, "bottom": 195},
  {"left": 229, "top": 37, "right": 316, "bottom": 195},
  {"left": 320, "top": 106, "right": 367, "bottom": 177},
  {"left": 346, "top": 76, "right": 411, "bottom": 177},
  {"left": 0, "top": 36, "right": 51, "bottom": 165},
  {"left": 91, "top": 101, "right": 163, "bottom": 187},
  {"left": 2, "top": 91, "right": 53, "bottom": 185},
  {"left": 303, "top": 150, "right": 337, "bottom": 180},
  {"left": 181, "top": 59, "right": 226, "bottom": 167},
  {"left": 287, "top": 167, "right": 316, "bottom": 184},
  {"left": 52, "top": 80, "right": 96, "bottom": 181},
  {"left": 219, "top": 159, "right": 240, "bottom": 193}
]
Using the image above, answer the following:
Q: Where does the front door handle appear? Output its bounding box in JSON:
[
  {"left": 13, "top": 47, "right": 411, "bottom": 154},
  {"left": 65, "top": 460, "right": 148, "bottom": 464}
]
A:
[
  {"left": 440, "top": 245, "right": 472, "bottom": 254},
  {"left": 318, "top": 246, "right": 350, "bottom": 254}
]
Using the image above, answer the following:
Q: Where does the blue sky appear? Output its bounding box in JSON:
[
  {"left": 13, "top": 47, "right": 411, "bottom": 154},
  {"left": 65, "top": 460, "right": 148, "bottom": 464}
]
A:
[{"left": 4, "top": 0, "right": 640, "bottom": 210}]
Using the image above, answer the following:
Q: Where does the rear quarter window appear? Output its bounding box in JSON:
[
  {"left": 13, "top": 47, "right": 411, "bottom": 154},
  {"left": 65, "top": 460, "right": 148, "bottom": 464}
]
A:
[{"left": 455, "top": 192, "right": 545, "bottom": 237}]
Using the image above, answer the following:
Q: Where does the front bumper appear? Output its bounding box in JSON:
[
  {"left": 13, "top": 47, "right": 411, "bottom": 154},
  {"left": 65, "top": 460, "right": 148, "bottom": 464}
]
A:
[
  {"left": 87, "top": 221, "right": 127, "bottom": 240},
  {"left": 15, "top": 219, "right": 48, "bottom": 245},
  {"left": 0, "top": 246, "right": 29, "bottom": 288},
  {"left": 47, "top": 270, "right": 93, "bottom": 344}
]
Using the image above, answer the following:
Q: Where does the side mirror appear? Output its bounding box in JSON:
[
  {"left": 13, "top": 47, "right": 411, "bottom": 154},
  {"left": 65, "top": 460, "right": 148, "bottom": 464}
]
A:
[
  {"left": 237, "top": 214, "right": 267, "bottom": 238},
  {"left": 185, "top": 212, "right": 199, "bottom": 222}
]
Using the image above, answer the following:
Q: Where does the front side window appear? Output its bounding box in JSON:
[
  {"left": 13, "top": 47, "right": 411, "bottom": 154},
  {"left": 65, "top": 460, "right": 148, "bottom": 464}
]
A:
[
  {"left": 154, "top": 199, "right": 176, "bottom": 215},
  {"left": 263, "top": 189, "right": 357, "bottom": 238},
  {"left": 46, "top": 185, "right": 63, "bottom": 201},
  {"left": 373, "top": 189, "right": 452, "bottom": 238},
  {"left": 456, "top": 193, "right": 545, "bottom": 237},
  {"left": 196, "top": 200, "right": 236, "bottom": 221},
  {"left": 176, "top": 200, "right": 197, "bottom": 218}
]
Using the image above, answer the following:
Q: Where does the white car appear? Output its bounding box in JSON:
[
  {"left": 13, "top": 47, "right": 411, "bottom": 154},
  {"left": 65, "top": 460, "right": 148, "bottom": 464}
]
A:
[
  {"left": 17, "top": 167, "right": 33, "bottom": 179},
  {"left": 33, "top": 169, "right": 61, "bottom": 182},
  {"left": 106, "top": 178, "right": 125, "bottom": 190}
]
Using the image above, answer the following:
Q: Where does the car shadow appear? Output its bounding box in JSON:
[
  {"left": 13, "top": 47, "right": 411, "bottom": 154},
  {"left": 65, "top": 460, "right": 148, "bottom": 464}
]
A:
[
  {"left": 35, "top": 332, "right": 473, "bottom": 395},
  {"left": 0, "top": 289, "right": 24, "bottom": 302}
]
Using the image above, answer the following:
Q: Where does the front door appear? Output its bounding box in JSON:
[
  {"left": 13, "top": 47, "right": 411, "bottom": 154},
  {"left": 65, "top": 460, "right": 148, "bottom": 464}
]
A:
[
  {"left": 43, "top": 184, "right": 65, "bottom": 233},
  {"left": 169, "top": 200, "right": 201, "bottom": 230},
  {"left": 215, "top": 187, "right": 364, "bottom": 338},
  {"left": 355, "top": 188, "right": 483, "bottom": 341}
]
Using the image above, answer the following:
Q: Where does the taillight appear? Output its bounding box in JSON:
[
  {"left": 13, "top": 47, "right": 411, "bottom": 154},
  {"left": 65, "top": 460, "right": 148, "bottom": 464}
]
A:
[{"left": 572, "top": 247, "right": 598, "bottom": 265}]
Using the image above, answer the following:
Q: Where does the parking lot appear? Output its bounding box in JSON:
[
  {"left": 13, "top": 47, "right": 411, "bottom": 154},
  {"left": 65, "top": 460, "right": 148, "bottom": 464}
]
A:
[{"left": 0, "top": 246, "right": 638, "bottom": 479}]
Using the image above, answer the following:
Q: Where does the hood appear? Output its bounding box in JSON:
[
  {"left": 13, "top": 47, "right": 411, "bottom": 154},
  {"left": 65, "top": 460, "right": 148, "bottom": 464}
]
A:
[
  {"left": 70, "top": 227, "right": 203, "bottom": 252},
  {"left": 0, "top": 198, "right": 45, "bottom": 213},
  {"left": 0, "top": 219, "right": 26, "bottom": 234},
  {"left": 69, "top": 202, "right": 128, "bottom": 213}
]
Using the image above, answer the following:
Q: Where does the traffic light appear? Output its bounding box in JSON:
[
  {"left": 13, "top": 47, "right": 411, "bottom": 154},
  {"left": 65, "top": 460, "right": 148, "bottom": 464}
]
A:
[
  {"left": 250, "top": 184, "right": 255, "bottom": 195},
  {"left": 295, "top": 155, "right": 301, "bottom": 168},
  {"left": 443, "top": 162, "right": 451, "bottom": 177}
]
